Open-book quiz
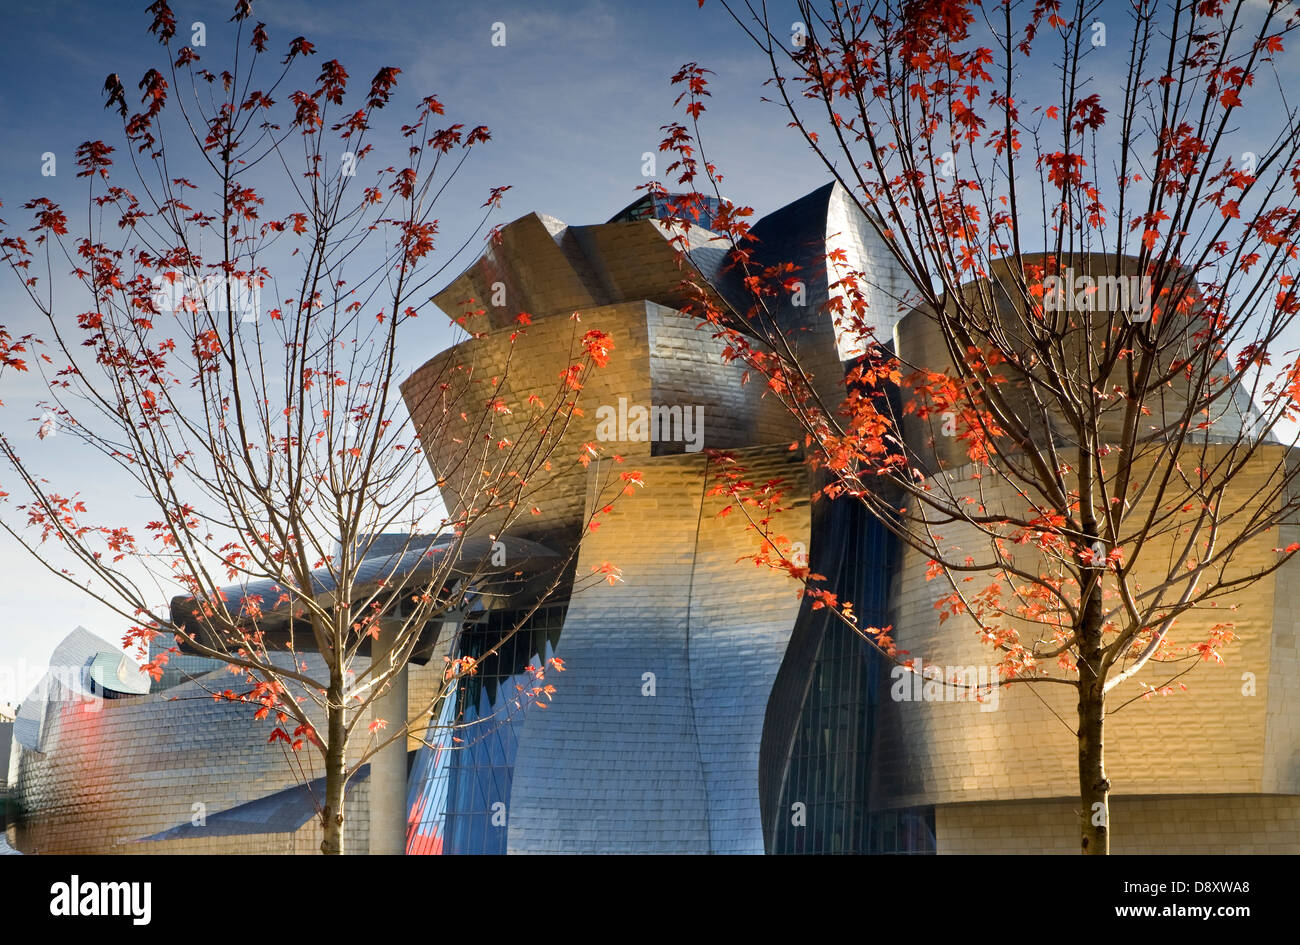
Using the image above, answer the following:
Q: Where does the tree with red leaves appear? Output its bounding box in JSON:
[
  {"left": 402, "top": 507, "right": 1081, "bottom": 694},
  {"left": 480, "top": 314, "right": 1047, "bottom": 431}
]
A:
[
  {"left": 667, "top": 0, "right": 1300, "bottom": 853},
  {"left": 0, "top": 2, "right": 629, "bottom": 854}
]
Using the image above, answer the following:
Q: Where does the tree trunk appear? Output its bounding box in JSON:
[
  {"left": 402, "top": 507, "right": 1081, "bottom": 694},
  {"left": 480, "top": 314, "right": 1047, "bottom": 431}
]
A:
[
  {"left": 1077, "top": 450, "right": 1110, "bottom": 854},
  {"left": 1078, "top": 679, "right": 1109, "bottom": 854},
  {"left": 320, "top": 699, "right": 347, "bottom": 855}
]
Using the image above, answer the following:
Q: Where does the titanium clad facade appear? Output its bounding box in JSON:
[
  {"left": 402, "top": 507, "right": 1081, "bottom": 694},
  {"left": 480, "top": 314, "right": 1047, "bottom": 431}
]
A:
[
  {"left": 14, "top": 185, "right": 1284, "bottom": 855},
  {"left": 400, "top": 183, "right": 928, "bottom": 854},
  {"left": 504, "top": 450, "right": 809, "bottom": 854},
  {"left": 6, "top": 627, "right": 439, "bottom": 854}
]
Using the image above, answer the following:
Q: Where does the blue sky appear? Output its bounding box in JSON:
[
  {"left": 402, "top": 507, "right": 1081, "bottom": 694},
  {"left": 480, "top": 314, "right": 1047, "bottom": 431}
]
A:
[{"left": 0, "top": 0, "right": 830, "bottom": 252}]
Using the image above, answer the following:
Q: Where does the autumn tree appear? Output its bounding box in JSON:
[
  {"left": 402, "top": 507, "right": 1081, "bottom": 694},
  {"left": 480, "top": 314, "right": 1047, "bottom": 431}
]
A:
[
  {"left": 660, "top": 0, "right": 1300, "bottom": 853},
  {"left": 0, "top": 1, "right": 629, "bottom": 854}
]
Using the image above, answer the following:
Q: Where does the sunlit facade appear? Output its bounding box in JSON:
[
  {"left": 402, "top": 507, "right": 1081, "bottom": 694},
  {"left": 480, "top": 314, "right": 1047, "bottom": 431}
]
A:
[{"left": 399, "top": 184, "right": 931, "bottom": 854}]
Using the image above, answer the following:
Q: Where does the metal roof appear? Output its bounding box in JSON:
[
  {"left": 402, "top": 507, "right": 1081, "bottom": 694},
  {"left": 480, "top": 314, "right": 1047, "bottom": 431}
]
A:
[
  {"left": 168, "top": 534, "right": 560, "bottom": 663},
  {"left": 139, "top": 764, "right": 372, "bottom": 841}
]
